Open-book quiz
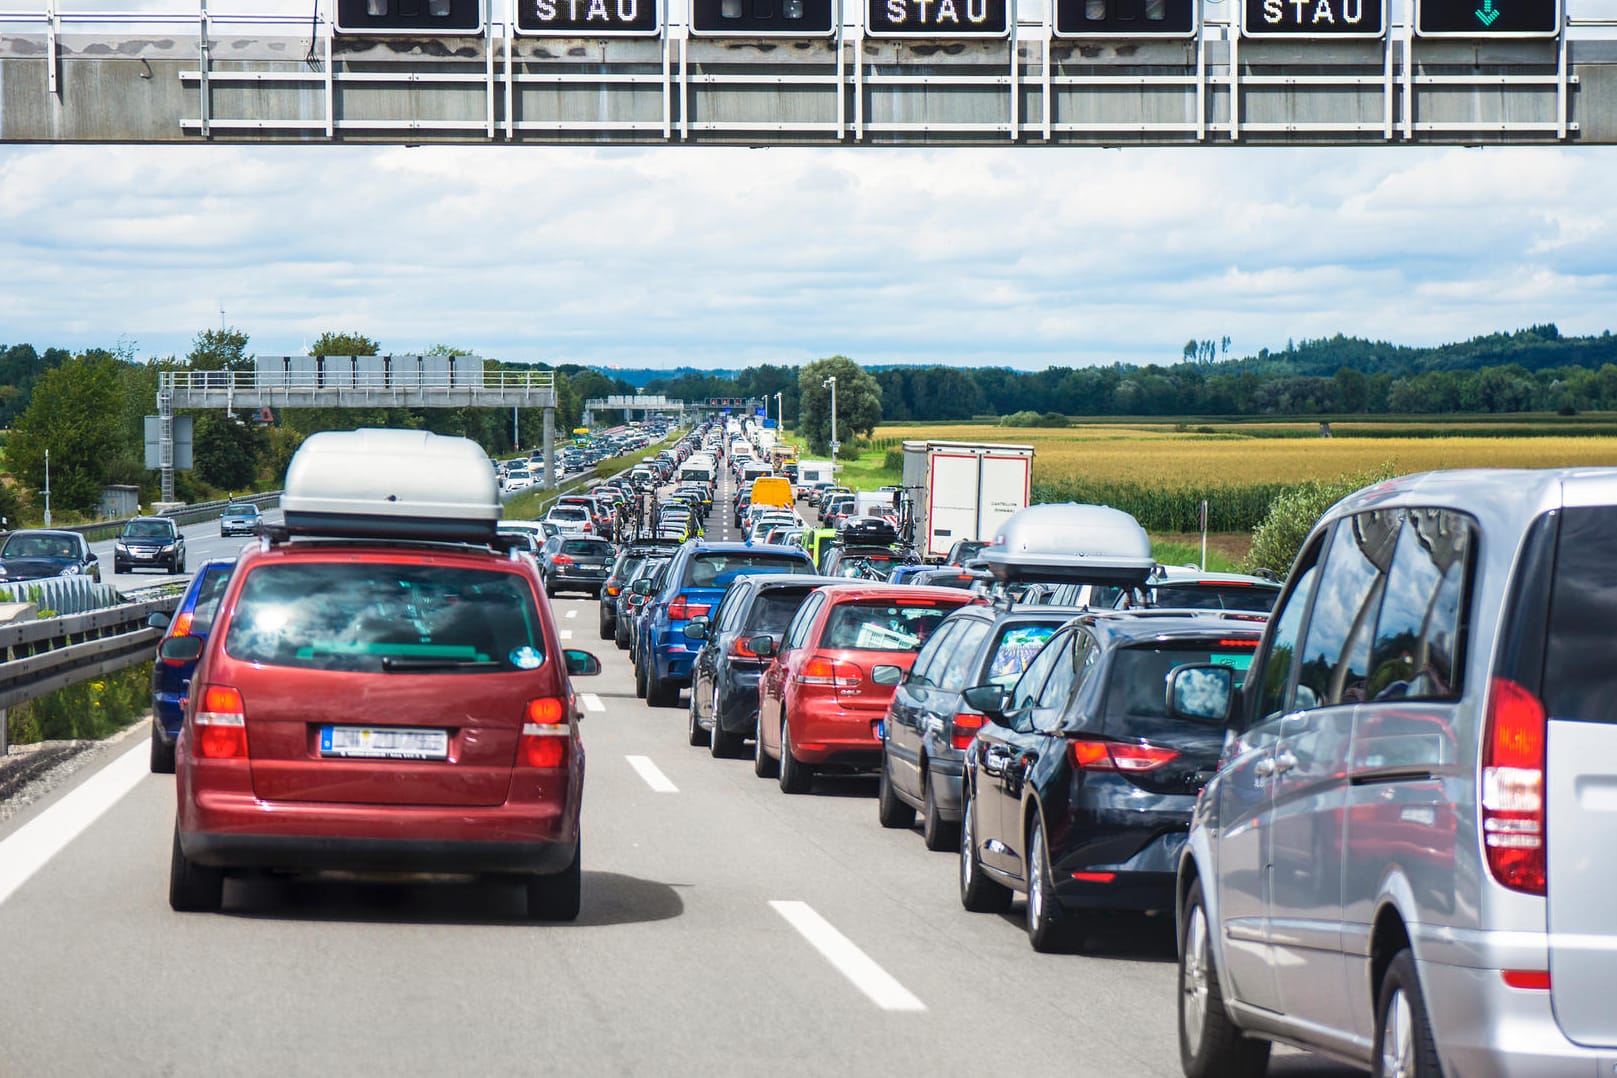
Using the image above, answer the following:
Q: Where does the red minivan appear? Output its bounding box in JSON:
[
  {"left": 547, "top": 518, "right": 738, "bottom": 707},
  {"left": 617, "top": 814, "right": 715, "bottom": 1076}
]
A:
[
  {"left": 168, "top": 429, "right": 598, "bottom": 919},
  {"left": 752, "top": 584, "right": 982, "bottom": 794}
]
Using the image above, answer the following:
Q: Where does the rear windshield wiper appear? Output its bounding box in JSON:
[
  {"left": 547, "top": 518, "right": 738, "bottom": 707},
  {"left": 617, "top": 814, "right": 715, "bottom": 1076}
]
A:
[{"left": 380, "top": 656, "right": 504, "bottom": 672}]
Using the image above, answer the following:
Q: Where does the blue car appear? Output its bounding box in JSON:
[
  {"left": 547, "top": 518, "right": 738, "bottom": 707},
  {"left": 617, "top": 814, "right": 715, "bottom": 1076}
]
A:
[
  {"left": 634, "top": 542, "right": 815, "bottom": 708},
  {"left": 148, "top": 558, "right": 235, "bottom": 773}
]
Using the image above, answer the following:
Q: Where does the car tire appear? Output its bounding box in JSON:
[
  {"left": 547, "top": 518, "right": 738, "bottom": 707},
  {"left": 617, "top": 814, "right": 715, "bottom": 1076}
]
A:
[
  {"left": 115, "top": 561, "right": 128, "bottom": 574},
  {"left": 778, "top": 718, "right": 812, "bottom": 794},
  {"left": 634, "top": 658, "right": 648, "bottom": 700},
  {"left": 1374, "top": 949, "right": 1441, "bottom": 1078},
  {"left": 1179, "top": 877, "right": 1271, "bottom": 1078},
  {"left": 647, "top": 669, "right": 679, "bottom": 709},
  {"left": 150, "top": 724, "right": 176, "bottom": 775},
  {"left": 599, "top": 612, "right": 614, "bottom": 641},
  {"left": 525, "top": 838, "right": 582, "bottom": 922},
  {"left": 615, "top": 621, "right": 631, "bottom": 651},
  {"left": 921, "top": 775, "right": 958, "bottom": 852},
  {"left": 1025, "top": 815, "right": 1074, "bottom": 953},
  {"left": 687, "top": 690, "right": 710, "bottom": 747},
  {"left": 168, "top": 826, "right": 223, "bottom": 912},
  {"left": 877, "top": 747, "right": 916, "bottom": 829},
  {"left": 753, "top": 716, "right": 779, "bottom": 778},
  {"left": 959, "top": 788, "right": 1012, "bottom": 914},
  {"left": 176, "top": 555, "right": 186, "bottom": 574},
  {"left": 709, "top": 710, "right": 743, "bottom": 759}
]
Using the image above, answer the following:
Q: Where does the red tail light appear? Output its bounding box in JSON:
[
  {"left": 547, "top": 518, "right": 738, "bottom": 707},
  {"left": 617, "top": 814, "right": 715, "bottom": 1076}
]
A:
[
  {"left": 194, "top": 685, "right": 248, "bottom": 758},
  {"left": 552, "top": 554, "right": 574, "bottom": 566},
  {"left": 605, "top": 585, "right": 621, "bottom": 597},
  {"left": 1069, "top": 737, "right": 1179, "bottom": 772},
  {"left": 160, "top": 611, "right": 196, "bottom": 667},
  {"left": 519, "top": 696, "right": 570, "bottom": 769},
  {"left": 667, "top": 596, "right": 711, "bottom": 620},
  {"left": 797, "top": 656, "right": 864, "bottom": 687},
  {"left": 950, "top": 710, "right": 987, "bottom": 751},
  {"left": 1482, "top": 676, "right": 1547, "bottom": 895},
  {"left": 731, "top": 636, "right": 762, "bottom": 659}
]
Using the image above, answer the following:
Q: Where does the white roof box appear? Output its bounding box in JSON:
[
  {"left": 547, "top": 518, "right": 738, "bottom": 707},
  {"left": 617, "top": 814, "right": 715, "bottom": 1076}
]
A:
[
  {"left": 979, "top": 503, "right": 1154, "bottom": 586},
  {"left": 281, "top": 428, "right": 500, "bottom": 542}
]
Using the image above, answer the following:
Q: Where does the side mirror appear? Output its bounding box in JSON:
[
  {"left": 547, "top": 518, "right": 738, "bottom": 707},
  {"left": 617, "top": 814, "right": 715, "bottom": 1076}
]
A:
[
  {"left": 1167, "top": 664, "right": 1235, "bottom": 724},
  {"left": 961, "top": 682, "right": 1010, "bottom": 719},
  {"left": 147, "top": 611, "right": 172, "bottom": 629},
  {"left": 683, "top": 618, "right": 709, "bottom": 641},
  {"left": 564, "top": 649, "right": 602, "bottom": 676},
  {"left": 871, "top": 664, "right": 903, "bottom": 687},
  {"left": 749, "top": 634, "right": 777, "bottom": 659},
  {"left": 632, "top": 578, "right": 652, "bottom": 595},
  {"left": 158, "top": 635, "right": 204, "bottom": 663}
]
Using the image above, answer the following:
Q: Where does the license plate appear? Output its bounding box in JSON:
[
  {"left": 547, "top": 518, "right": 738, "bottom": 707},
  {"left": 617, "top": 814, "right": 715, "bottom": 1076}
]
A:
[
  {"left": 578, "top": 563, "right": 603, "bottom": 571},
  {"left": 135, "top": 551, "right": 154, "bottom": 558},
  {"left": 319, "top": 725, "right": 449, "bottom": 760}
]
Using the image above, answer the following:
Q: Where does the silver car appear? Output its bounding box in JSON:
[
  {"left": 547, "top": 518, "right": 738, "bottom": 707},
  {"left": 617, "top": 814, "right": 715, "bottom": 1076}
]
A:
[{"left": 1173, "top": 468, "right": 1617, "bottom": 1078}]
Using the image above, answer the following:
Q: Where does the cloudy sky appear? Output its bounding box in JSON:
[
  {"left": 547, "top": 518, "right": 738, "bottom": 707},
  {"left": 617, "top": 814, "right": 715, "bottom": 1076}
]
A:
[{"left": 3, "top": 136, "right": 1615, "bottom": 371}]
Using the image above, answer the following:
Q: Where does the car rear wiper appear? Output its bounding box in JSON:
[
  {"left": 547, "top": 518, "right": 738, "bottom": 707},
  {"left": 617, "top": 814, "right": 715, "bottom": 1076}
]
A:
[{"left": 380, "top": 656, "right": 504, "bottom": 672}]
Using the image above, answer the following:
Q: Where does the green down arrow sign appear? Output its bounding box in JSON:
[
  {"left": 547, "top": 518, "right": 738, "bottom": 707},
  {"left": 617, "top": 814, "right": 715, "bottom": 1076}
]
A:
[{"left": 1475, "top": 0, "right": 1500, "bottom": 24}]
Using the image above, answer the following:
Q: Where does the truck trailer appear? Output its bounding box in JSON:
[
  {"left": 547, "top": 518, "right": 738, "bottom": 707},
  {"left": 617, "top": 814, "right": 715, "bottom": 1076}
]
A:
[{"left": 900, "top": 441, "right": 1034, "bottom": 562}]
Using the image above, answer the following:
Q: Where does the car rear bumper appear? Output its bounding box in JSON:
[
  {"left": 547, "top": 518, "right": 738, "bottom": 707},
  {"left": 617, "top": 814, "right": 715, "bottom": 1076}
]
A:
[
  {"left": 179, "top": 831, "right": 577, "bottom": 876},
  {"left": 925, "top": 756, "right": 965, "bottom": 820},
  {"left": 791, "top": 706, "right": 884, "bottom": 765},
  {"left": 1051, "top": 830, "right": 1186, "bottom": 912}
]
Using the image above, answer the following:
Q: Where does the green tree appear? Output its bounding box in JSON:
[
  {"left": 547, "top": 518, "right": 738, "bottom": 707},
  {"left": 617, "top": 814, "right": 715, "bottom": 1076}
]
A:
[
  {"left": 796, "top": 356, "right": 882, "bottom": 454},
  {"left": 1334, "top": 367, "right": 1368, "bottom": 412},
  {"left": 188, "top": 328, "right": 251, "bottom": 371},
  {"left": 193, "top": 414, "right": 263, "bottom": 490},
  {"left": 310, "top": 332, "right": 380, "bottom": 357},
  {"left": 6, "top": 352, "right": 135, "bottom": 515}
]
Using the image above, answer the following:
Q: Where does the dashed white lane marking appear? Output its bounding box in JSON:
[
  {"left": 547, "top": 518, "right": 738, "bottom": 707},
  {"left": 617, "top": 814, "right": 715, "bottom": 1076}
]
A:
[
  {"left": 580, "top": 693, "right": 605, "bottom": 712},
  {"left": 0, "top": 739, "right": 149, "bottom": 908},
  {"left": 625, "top": 755, "right": 679, "bottom": 793},
  {"left": 565, "top": 609, "right": 577, "bottom": 619},
  {"left": 560, "top": 629, "right": 574, "bottom": 640},
  {"left": 769, "top": 900, "right": 927, "bottom": 1012}
]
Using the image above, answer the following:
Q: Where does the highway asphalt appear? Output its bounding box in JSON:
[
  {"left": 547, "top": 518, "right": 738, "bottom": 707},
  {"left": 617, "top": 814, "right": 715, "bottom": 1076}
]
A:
[{"left": 0, "top": 464, "right": 1362, "bottom": 1077}]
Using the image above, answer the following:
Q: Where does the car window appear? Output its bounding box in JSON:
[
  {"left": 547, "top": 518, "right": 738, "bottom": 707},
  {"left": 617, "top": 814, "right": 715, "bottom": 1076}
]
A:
[
  {"left": 1368, "top": 509, "right": 1474, "bottom": 702},
  {"left": 908, "top": 620, "right": 961, "bottom": 688},
  {"left": 1104, "top": 639, "right": 1260, "bottom": 735},
  {"left": 1297, "top": 509, "right": 1399, "bottom": 709},
  {"left": 1010, "top": 628, "right": 1067, "bottom": 713},
  {"left": 1540, "top": 505, "right": 1617, "bottom": 725},
  {"left": 224, "top": 562, "right": 542, "bottom": 673},
  {"left": 1147, "top": 583, "right": 1280, "bottom": 613},
  {"left": 748, "top": 588, "right": 814, "bottom": 636},
  {"left": 936, "top": 618, "right": 991, "bottom": 693},
  {"left": 226, "top": 504, "right": 258, "bottom": 516},
  {"left": 561, "top": 540, "right": 612, "bottom": 557},
  {"left": 986, "top": 623, "right": 1059, "bottom": 688},
  {"left": 711, "top": 585, "right": 746, "bottom": 634},
  {"left": 188, "top": 566, "right": 235, "bottom": 634},
  {"left": 1027, "top": 635, "right": 1081, "bottom": 731},
  {"left": 782, "top": 591, "right": 827, "bottom": 650},
  {"left": 684, "top": 552, "right": 812, "bottom": 589},
  {"left": 1251, "top": 534, "right": 1326, "bottom": 728},
  {"left": 124, "top": 520, "right": 175, "bottom": 539},
  {"left": 820, "top": 601, "right": 950, "bottom": 652}
]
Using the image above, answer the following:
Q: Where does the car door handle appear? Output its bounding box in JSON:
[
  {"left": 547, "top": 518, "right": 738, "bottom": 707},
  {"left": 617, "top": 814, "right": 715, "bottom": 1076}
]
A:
[
  {"left": 1254, "top": 757, "right": 1278, "bottom": 778},
  {"left": 1274, "top": 750, "right": 1298, "bottom": 774},
  {"left": 982, "top": 747, "right": 1012, "bottom": 775}
]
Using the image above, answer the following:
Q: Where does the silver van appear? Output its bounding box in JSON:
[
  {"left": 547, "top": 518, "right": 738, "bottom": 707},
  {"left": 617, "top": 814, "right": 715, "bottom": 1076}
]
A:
[{"left": 1171, "top": 468, "right": 1617, "bottom": 1078}]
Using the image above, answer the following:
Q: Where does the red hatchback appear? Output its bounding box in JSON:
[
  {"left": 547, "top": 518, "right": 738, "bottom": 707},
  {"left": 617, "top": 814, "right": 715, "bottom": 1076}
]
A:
[
  {"left": 752, "top": 584, "right": 982, "bottom": 794},
  {"left": 168, "top": 429, "right": 598, "bottom": 920}
]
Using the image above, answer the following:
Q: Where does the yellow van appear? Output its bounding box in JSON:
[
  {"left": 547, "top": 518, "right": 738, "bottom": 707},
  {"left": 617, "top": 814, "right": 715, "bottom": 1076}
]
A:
[{"left": 749, "top": 476, "right": 794, "bottom": 511}]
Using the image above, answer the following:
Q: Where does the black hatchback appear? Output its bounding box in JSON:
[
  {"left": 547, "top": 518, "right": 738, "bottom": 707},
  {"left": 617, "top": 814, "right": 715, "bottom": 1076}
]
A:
[
  {"left": 539, "top": 536, "right": 615, "bottom": 597},
  {"left": 957, "top": 610, "right": 1264, "bottom": 952}
]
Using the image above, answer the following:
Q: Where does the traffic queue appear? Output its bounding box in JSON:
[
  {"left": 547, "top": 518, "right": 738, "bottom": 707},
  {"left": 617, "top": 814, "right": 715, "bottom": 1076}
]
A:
[{"left": 147, "top": 417, "right": 1617, "bottom": 1078}]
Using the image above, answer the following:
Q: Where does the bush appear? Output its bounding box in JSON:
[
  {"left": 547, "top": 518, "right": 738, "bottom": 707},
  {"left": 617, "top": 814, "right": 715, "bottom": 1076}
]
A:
[
  {"left": 883, "top": 447, "right": 904, "bottom": 472},
  {"left": 1243, "top": 470, "right": 1394, "bottom": 576},
  {"left": 1000, "top": 410, "right": 1070, "bottom": 428},
  {"left": 6, "top": 661, "right": 154, "bottom": 743},
  {"left": 1032, "top": 479, "right": 1288, "bottom": 533}
]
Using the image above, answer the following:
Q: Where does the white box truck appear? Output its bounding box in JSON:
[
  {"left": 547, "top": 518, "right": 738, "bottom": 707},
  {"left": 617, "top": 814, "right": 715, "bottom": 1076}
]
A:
[
  {"left": 901, "top": 440, "right": 1034, "bottom": 561},
  {"left": 796, "top": 459, "right": 835, "bottom": 497}
]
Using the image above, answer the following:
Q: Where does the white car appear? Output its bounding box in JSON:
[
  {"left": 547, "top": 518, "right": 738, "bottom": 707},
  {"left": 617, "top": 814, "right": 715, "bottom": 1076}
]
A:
[
  {"left": 502, "top": 467, "right": 535, "bottom": 493},
  {"left": 543, "top": 505, "right": 593, "bottom": 536}
]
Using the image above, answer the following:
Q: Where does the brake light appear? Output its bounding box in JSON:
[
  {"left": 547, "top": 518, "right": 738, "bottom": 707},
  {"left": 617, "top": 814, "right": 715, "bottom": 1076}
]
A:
[
  {"left": 519, "top": 696, "right": 570, "bottom": 768},
  {"left": 667, "top": 596, "right": 711, "bottom": 620},
  {"left": 731, "top": 636, "right": 762, "bottom": 659},
  {"left": 1071, "top": 871, "right": 1117, "bottom": 883},
  {"left": 950, "top": 711, "right": 987, "bottom": 751},
  {"left": 797, "top": 656, "right": 863, "bottom": 687},
  {"left": 1217, "top": 639, "right": 1260, "bottom": 648},
  {"left": 1482, "top": 676, "right": 1547, "bottom": 895},
  {"left": 1068, "top": 737, "right": 1179, "bottom": 772},
  {"left": 160, "top": 611, "right": 197, "bottom": 667},
  {"left": 552, "top": 554, "right": 574, "bottom": 566},
  {"left": 194, "top": 685, "right": 247, "bottom": 758}
]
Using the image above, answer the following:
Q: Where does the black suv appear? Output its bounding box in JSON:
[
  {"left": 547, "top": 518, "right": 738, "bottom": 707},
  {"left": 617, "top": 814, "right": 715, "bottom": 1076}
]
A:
[
  {"left": 115, "top": 516, "right": 186, "bottom": 574},
  {"left": 957, "top": 609, "right": 1265, "bottom": 952}
]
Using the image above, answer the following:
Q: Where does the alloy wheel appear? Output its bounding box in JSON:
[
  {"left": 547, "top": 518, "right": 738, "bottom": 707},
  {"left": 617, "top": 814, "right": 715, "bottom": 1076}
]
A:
[
  {"left": 1181, "top": 903, "right": 1210, "bottom": 1051},
  {"left": 1380, "top": 987, "right": 1414, "bottom": 1078}
]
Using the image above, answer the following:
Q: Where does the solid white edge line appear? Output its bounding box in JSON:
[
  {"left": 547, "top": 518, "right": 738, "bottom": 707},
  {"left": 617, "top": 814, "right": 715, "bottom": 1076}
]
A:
[
  {"left": 769, "top": 900, "right": 927, "bottom": 1012},
  {"left": 0, "top": 739, "right": 151, "bottom": 908},
  {"left": 624, "top": 754, "right": 678, "bottom": 793},
  {"left": 580, "top": 693, "right": 605, "bottom": 712}
]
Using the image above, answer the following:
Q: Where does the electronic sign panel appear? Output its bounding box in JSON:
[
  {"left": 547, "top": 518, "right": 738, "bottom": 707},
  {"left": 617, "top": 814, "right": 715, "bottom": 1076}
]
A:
[
  {"left": 1416, "top": 0, "right": 1559, "bottom": 36},
  {"left": 689, "top": 0, "right": 836, "bottom": 36},
  {"left": 515, "top": 0, "right": 660, "bottom": 34},
  {"left": 1054, "top": 0, "right": 1195, "bottom": 37},
  {"left": 865, "top": 0, "right": 1010, "bottom": 38},
  {"left": 334, "top": 0, "right": 483, "bottom": 33},
  {"left": 1241, "top": 0, "right": 1385, "bottom": 37}
]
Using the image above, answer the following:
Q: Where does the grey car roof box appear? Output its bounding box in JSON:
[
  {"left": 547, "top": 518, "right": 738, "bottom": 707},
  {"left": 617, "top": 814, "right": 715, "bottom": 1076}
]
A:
[
  {"left": 978, "top": 503, "right": 1154, "bottom": 585},
  {"left": 281, "top": 428, "right": 500, "bottom": 542}
]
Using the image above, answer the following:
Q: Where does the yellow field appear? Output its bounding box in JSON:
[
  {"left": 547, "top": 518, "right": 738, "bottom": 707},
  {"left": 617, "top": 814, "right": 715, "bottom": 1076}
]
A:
[{"left": 874, "top": 423, "right": 1617, "bottom": 487}]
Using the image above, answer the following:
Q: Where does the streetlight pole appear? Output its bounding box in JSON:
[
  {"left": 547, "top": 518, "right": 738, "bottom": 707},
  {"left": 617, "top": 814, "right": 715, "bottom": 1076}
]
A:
[
  {"left": 774, "top": 391, "right": 783, "bottom": 431},
  {"left": 42, "top": 448, "right": 51, "bottom": 528},
  {"left": 823, "top": 376, "right": 838, "bottom": 474}
]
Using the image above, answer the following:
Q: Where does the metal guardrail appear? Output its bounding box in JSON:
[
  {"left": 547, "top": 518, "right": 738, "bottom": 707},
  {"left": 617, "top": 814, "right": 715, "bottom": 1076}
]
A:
[
  {"left": 61, "top": 491, "right": 283, "bottom": 544},
  {"left": 0, "top": 595, "right": 181, "bottom": 753},
  {"left": 0, "top": 577, "right": 125, "bottom": 616}
]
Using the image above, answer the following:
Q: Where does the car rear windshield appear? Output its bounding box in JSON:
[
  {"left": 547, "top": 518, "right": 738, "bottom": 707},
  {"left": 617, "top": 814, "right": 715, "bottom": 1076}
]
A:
[
  {"left": 224, "top": 562, "right": 543, "bottom": 673},
  {"left": 123, "top": 521, "right": 174, "bottom": 539},
  {"left": 987, "top": 623, "right": 1060, "bottom": 687},
  {"left": 1148, "top": 583, "right": 1279, "bottom": 613},
  {"left": 562, "top": 540, "right": 613, "bottom": 557},
  {"left": 1102, "top": 641, "right": 1258, "bottom": 729},
  {"left": 821, "top": 601, "right": 952, "bottom": 652},
  {"left": 189, "top": 567, "right": 235, "bottom": 635},
  {"left": 683, "top": 553, "right": 811, "bottom": 588},
  {"left": 548, "top": 507, "right": 587, "bottom": 520}
]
